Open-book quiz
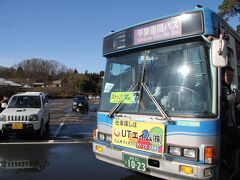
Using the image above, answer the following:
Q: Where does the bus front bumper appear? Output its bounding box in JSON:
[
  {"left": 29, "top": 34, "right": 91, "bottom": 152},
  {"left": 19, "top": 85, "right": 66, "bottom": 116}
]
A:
[{"left": 93, "top": 141, "right": 215, "bottom": 180}]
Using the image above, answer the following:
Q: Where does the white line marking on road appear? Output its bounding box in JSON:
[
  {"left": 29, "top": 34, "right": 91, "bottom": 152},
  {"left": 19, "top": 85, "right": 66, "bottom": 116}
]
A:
[
  {"left": 53, "top": 122, "right": 64, "bottom": 137},
  {"left": 49, "top": 102, "right": 64, "bottom": 105}
]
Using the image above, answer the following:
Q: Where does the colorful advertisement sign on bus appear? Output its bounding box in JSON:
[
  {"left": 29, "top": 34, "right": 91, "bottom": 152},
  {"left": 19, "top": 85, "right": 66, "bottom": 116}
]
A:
[
  {"left": 112, "top": 119, "right": 165, "bottom": 154},
  {"left": 134, "top": 17, "right": 182, "bottom": 45}
]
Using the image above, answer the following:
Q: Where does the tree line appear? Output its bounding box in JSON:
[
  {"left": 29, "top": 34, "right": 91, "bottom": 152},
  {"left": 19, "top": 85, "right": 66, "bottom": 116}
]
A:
[{"left": 0, "top": 58, "right": 104, "bottom": 98}]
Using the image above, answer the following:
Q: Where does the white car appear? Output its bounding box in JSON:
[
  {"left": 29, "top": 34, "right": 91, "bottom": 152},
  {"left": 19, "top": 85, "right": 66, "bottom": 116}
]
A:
[{"left": 0, "top": 92, "right": 50, "bottom": 137}]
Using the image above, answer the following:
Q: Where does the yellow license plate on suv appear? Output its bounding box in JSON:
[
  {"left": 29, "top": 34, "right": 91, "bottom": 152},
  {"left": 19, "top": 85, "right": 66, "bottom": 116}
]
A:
[{"left": 12, "top": 123, "right": 23, "bottom": 129}]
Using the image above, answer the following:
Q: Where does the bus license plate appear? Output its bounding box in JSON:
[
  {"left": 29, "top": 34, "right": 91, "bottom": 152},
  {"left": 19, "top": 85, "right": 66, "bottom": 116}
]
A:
[
  {"left": 123, "top": 154, "right": 147, "bottom": 172},
  {"left": 12, "top": 123, "right": 23, "bottom": 129}
]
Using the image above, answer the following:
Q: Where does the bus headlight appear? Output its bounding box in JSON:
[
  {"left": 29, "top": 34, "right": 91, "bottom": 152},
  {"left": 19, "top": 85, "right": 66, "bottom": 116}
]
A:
[
  {"left": 168, "top": 144, "right": 198, "bottom": 160},
  {"left": 98, "top": 133, "right": 105, "bottom": 141},
  {"left": 183, "top": 148, "right": 196, "bottom": 159},
  {"left": 105, "top": 134, "right": 112, "bottom": 142},
  {"left": 98, "top": 132, "right": 112, "bottom": 143},
  {"left": 169, "top": 146, "right": 181, "bottom": 156}
]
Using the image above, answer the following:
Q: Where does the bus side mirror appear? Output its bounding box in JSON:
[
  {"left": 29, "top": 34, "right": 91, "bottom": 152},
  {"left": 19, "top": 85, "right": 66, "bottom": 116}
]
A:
[
  {"left": 1, "top": 103, "right": 7, "bottom": 109},
  {"left": 212, "top": 39, "right": 228, "bottom": 67}
]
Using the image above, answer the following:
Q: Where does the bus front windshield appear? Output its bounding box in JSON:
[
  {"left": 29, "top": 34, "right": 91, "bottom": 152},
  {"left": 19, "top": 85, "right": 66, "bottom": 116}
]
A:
[{"left": 100, "top": 41, "right": 215, "bottom": 117}]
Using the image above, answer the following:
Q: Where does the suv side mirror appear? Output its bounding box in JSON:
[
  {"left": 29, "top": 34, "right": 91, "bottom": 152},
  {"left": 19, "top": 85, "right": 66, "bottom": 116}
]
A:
[
  {"left": 1, "top": 103, "right": 7, "bottom": 109},
  {"left": 212, "top": 39, "right": 228, "bottom": 67},
  {"left": 43, "top": 102, "right": 49, "bottom": 108},
  {"left": 233, "top": 88, "right": 239, "bottom": 96}
]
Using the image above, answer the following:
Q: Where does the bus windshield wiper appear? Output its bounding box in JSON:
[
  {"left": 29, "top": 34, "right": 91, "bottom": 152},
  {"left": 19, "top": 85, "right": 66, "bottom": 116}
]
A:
[
  {"left": 108, "top": 82, "right": 138, "bottom": 118},
  {"left": 141, "top": 82, "right": 174, "bottom": 124}
]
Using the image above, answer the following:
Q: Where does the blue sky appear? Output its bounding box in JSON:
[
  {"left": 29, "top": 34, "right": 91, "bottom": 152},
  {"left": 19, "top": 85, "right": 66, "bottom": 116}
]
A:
[{"left": 0, "top": 0, "right": 235, "bottom": 73}]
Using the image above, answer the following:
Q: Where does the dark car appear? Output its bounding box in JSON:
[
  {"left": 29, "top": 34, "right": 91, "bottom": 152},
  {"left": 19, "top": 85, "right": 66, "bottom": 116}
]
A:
[{"left": 72, "top": 95, "right": 89, "bottom": 112}]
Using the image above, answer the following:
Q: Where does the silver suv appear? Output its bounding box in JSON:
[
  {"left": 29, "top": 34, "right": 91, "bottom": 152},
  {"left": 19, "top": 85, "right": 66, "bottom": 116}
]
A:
[{"left": 0, "top": 92, "right": 50, "bottom": 138}]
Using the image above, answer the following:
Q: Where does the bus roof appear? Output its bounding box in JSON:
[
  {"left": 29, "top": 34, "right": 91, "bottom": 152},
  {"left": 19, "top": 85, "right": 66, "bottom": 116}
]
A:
[{"left": 103, "top": 7, "right": 240, "bottom": 56}]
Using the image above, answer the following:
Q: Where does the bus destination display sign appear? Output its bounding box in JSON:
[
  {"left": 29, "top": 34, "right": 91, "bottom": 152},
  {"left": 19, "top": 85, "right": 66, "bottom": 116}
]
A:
[
  {"left": 134, "top": 17, "right": 182, "bottom": 45},
  {"left": 103, "top": 11, "right": 203, "bottom": 55}
]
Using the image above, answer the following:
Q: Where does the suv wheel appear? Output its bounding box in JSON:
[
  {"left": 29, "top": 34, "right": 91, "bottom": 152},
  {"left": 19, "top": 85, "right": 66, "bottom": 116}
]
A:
[
  {"left": 0, "top": 132, "right": 8, "bottom": 139},
  {"left": 45, "top": 120, "right": 50, "bottom": 135},
  {"left": 45, "top": 113, "right": 50, "bottom": 131}
]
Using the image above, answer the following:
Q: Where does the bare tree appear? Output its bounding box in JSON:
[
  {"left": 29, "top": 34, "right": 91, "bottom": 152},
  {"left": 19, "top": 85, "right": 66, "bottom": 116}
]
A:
[{"left": 15, "top": 58, "right": 67, "bottom": 84}]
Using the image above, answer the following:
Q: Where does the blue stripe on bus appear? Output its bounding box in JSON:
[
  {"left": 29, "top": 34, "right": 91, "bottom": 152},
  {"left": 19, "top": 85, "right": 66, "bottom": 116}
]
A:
[
  {"left": 167, "top": 120, "right": 219, "bottom": 136},
  {"left": 166, "top": 132, "right": 218, "bottom": 136},
  {"left": 97, "top": 113, "right": 219, "bottom": 136},
  {"left": 97, "top": 113, "right": 113, "bottom": 126}
]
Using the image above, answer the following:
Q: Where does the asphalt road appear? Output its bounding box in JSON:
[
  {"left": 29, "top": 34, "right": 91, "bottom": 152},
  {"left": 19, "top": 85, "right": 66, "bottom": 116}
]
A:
[
  {"left": 48, "top": 98, "right": 98, "bottom": 141},
  {"left": 0, "top": 98, "right": 97, "bottom": 142},
  {"left": 0, "top": 99, "right": 160, "bottom": 180}
]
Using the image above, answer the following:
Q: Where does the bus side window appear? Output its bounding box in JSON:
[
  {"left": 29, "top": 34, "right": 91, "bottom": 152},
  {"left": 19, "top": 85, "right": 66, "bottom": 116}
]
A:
[
  {"left": 235, "top": 39, "right": 240, "bottom": 125},
  {"left": 227, "top": 48, "right": 237, "bottom": 89},
  {"left": 235, "top": 39, "right": 240, "bottom": 88}
]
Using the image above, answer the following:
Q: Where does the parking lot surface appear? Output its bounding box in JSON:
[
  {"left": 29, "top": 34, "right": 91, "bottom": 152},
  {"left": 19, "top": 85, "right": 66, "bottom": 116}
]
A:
[{"left": 0, "top": 99, "right": 160, "bottom": 180}]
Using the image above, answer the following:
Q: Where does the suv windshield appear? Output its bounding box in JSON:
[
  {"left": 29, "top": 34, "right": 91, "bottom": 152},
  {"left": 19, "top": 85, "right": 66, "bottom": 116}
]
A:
[
  {"left": 8, "top": 96, "right": 41, "bottom": 109},
  {"left": 73, "top": 96, "right": 86, "bottom": 102},
  {"left": 100, "top": 41, "right": 216, "bottom": 117}
]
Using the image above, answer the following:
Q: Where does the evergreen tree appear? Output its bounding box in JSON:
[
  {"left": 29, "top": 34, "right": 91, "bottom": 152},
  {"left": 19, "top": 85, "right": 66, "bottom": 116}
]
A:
[{"left": 219, "top": 0, "right": 240, "bottom": 20}]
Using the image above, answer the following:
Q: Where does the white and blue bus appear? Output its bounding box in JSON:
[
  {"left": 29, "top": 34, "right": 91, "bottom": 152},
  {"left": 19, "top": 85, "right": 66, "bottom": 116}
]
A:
[{"left": 93, "top": 6, "right": 240, "bottom": 180}]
